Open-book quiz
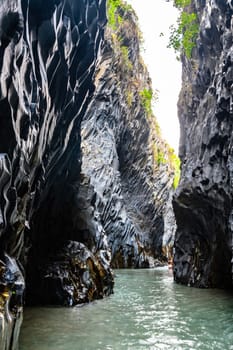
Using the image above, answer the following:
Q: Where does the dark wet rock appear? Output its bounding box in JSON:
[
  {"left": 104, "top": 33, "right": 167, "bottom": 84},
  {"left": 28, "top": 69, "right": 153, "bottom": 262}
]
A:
[
  {"left": 173, "top": 0, "right": 233, "bottom": 288},
  {"left": 0, "top": 0, "right": 110, "bottom": 348},
  {"left": 27, "top": 240, "right": 113, "bottom": 306},
  {"left": 0, "top": 253, "right": 24, "bottom": 350},
  {"left": 79, "top": 7, "right": 176, "bottom": 268},
  {"left": 0, "top": 0, "right": 177, "bottom": 348}
]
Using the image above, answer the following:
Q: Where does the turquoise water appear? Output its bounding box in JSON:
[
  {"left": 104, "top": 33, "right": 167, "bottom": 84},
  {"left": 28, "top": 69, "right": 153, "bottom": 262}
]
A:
[{"left": 19, "top": 268, "right": 233, "bottom": 350}]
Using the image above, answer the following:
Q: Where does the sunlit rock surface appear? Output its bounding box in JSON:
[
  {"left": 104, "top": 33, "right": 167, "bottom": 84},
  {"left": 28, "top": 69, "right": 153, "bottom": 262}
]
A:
[
  {"left": 80, "top": 6, "right": 176, "bottom": 268},
  {"left": 0, "top": 1, "right": 113, "bottom": 349},
  {"left": 173, "top": 0, "right": 233, "bottom": 288}
]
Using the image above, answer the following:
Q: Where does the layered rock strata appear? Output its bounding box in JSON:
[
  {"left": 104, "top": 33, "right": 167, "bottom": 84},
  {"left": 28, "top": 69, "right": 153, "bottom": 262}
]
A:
[
  {"left": 0, "top": 1, "right": 113, "bottom": 349},
  {"left": 173, "top": 0, "right": 233, "bottom": 288},
  {"left": 79, "top": 5, "right": 176, "bottom": 268}
]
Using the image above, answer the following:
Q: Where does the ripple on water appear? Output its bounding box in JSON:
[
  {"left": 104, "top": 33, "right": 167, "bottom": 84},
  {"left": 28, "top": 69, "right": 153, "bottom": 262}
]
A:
[{"left": 20, "top": 268, "right": 233, "bottom": 350}]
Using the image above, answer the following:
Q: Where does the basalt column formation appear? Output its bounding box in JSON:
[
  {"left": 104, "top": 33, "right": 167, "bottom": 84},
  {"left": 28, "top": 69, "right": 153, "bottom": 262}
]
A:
[
  {"left": 173, "top": 0, "right": 233, "bottom": 288},
  {"left": 0, "top": 1, "right": 113, "bottom": 349},
  {"left": 79, "top": 3, "right": 177, "bottom": 268},
  {"left": 0, "top": 0, "right": 179, "bottom": 349}
]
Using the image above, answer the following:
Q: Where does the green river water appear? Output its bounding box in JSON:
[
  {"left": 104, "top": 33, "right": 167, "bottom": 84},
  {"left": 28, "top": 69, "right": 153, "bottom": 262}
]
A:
[{"left": 19, "top": 267, "right": 233, "bottom": 350}]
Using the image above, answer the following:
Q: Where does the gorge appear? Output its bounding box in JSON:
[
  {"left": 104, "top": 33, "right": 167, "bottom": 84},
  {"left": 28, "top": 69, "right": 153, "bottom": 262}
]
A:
[{"left": 0, "top": 0, "right": 232, "bottom": 349}]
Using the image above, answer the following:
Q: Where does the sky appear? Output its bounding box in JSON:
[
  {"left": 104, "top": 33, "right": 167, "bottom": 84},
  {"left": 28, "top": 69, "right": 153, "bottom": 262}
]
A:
[{"left": 126, "top": 0, "right": 182, "bottom": 153}]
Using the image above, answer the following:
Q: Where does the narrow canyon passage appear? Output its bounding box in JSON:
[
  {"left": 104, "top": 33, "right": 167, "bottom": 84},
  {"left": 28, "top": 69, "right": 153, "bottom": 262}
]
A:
[
  {"left": 0, "top": 0, "right": 233, "bottom": 349},
  {"left": 19, "top": 268, "right": 233, "bottom": 350}
]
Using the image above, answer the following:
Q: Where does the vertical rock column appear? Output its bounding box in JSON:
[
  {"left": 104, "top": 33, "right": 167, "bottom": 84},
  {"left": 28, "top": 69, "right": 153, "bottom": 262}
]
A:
[
  {"left": 173, "top": 0, "right": 233, "bottom": 288},
  {"left": 79, "top": 4, "right": 176, "bottom": 269}
]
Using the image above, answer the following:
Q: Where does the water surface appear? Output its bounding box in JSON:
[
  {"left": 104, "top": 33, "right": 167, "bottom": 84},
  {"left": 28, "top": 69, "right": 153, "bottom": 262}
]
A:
[{"left": 20, "top": 268, "right": 233, "bottom": 350}]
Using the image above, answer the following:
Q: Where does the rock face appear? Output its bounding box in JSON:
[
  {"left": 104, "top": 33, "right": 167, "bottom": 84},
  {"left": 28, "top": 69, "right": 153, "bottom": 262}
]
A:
[
  {"left": 0, "top": 0, "right": 177, "bottom": 348},
  {"left": 0, "top": 1, "right": 114, "bottom": 349},
  {"left": 79, "top": 5, "right": 176, "bottom": 268},
  {"left": 173, "top": 0, "right": 233, "bottom": 288}
]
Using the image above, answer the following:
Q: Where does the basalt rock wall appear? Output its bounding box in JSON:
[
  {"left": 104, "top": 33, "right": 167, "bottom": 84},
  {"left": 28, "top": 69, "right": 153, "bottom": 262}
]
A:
[
  {"left": 173, "top": 0, "right": 233, "bottom": 288},
  {"left": 0, "top": 1, "right": 113, "bottom": 349},
  {"left": 0, "top": 0, "right": 177, "bottom": 349},
  {"left": 79, "top": 6, "right": 176, "bottom": 268}
]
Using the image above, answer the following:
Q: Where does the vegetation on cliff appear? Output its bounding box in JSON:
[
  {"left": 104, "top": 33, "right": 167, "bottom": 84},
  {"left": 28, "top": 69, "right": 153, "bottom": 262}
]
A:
[
  {"left": 80, "top": 0, "right": 178, "bottom": 268},
  {"left": 107, "top": 0, "right": 181, "bottom": 190},
  {"left": 173, "top": 0, "right": 233, "bottom": 288},
  {"left": 107, "top": 0, "right": 134, "bottom": 29},
  {"left": 168, "top": 0, "right": 199, "bottom": 58}
]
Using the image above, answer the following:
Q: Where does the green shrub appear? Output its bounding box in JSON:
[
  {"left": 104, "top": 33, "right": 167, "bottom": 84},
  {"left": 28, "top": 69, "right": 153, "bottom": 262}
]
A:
[
  {"left": 152, "top": 144, "right": 166, "bottom": 166},
  {"left": 139, "top": 89, "right": 153, "bottom": 115},
  {"left": 157, "top": 149, "right": 166, "bottom": 165},
  {"left": 107, "top": 0, "right": 133, "bottom": 29},
  {"left": 168, "top": 148, "right": 181, "bottom": 189},
  {"left": 174, "top": 0, "right": 191, "bottom": 8},
  {"left": 107, "top": 0, "right": 121, "bottom": 29},
  {"left": 168, "top": 0, "right": 199, "bottom": 58}
]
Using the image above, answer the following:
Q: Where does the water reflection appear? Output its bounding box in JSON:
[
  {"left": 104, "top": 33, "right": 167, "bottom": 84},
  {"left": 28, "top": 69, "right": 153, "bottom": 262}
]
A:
[{"left": 20, "top": 268, "right": 233, "bottom": 350}]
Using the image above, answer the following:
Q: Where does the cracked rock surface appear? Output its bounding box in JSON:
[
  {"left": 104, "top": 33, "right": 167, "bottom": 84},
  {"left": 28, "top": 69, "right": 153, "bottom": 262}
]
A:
[
  {"left": 80, "top": 7, "right": 176, "bottom": 269},
  {"left": 173, "top": 0, "right": 233, "bottom": 288},
  {"left": 0, "top": 1, "right": 177, "bottom": 349},
  {"left": 0, "top": 1, "right": 112, "bottom": 349}
]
